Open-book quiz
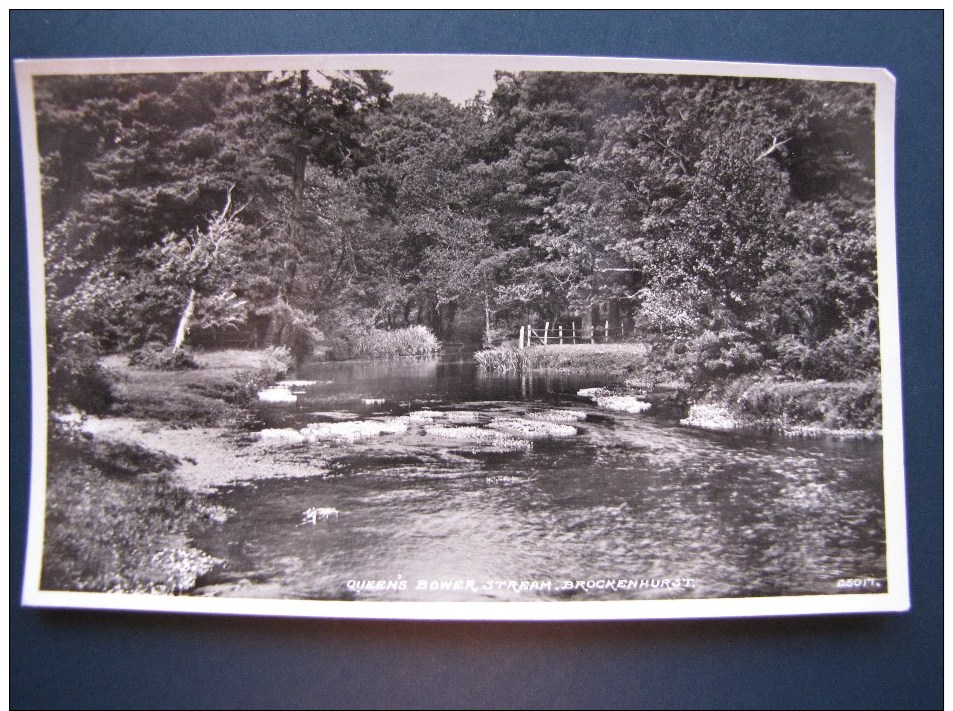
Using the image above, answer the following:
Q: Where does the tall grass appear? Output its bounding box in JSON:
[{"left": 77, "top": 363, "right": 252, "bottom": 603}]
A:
[
  {"left": 474, "top": 346, "right": 531, "bottom": 372},
  {"left": 475, "top": 343, "right": 649, "bottom": 374},
  {"left": 330, "top": 325, "right": 441, "bottom": 359}
]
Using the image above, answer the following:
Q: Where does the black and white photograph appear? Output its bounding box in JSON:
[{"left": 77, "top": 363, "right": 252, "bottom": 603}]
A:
[{"left": 16, "top": 54, "right": 908, "bottom": 620}]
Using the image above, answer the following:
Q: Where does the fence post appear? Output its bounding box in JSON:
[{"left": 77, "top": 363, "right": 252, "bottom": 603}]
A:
[
  {"left": 605, "top": 319, "right": 610, "bottom": 343},
  {"left": 559, "top": 324, "right": 563, "bottom": 345},
  {"left": 572, "top": 321, "right": 577, "bottom": 344},
  {"left": 519, "top": 325, "right": 525, "bottom": 350},
  {"left": 543, "top": 321, "right": 550, "bottom": 346}
]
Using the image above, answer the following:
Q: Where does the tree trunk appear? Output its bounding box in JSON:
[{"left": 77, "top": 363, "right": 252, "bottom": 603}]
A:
[
  {"left": 172, "top": 288, "right": 196, "bottom": 352},
  {"left": 286, "top": 70, "right": 309, "bottom": 298},
  {"left": 608, "top": 299, "right": 622, "bottom": 339}
]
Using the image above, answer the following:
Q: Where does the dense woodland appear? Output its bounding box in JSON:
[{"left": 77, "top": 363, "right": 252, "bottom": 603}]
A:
[{"left": 35, "top": 69, "right": 880, "bottom": 409}]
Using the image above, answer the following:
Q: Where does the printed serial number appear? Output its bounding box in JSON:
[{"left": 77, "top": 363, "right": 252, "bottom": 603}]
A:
[{"left": 836, "top": 577, "right": 883, "bottom": 589}]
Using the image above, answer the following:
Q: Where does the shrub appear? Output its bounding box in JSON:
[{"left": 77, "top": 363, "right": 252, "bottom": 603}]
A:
[
  {"left": 261, "top": 301, "right": 324, "bottom": 363},
  {"left": 726, "top": 376, "right": 882, "bottom": 430},
  {"left": 803, "top": 326, "right": 880, "bottom": 380},
  {"left": 657, "top": 329, "right": 763, "bottom": 383},
  {"left": 129, "top": 342, "right": 199, "bottom": 370},
  {"left": 48, "top": 332, "right": 115, "bottom": 415}
]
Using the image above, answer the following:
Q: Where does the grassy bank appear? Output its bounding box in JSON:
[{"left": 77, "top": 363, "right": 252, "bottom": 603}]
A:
[
  {"left": 684, "top": 375, "right": 882, "bottom": 436},
  {"left": 43, "top": 347, "right": 292, "bottom": 594},
  {"left": 104, "top": 347, "right": 292, "bottom": 426},
  {"left": 475, "top": 343, "right": 651, "bottom": 376}
]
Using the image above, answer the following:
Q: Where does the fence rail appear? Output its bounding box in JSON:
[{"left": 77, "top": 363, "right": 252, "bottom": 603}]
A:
[{"left": 518, "top": 320, "right": 624, "bottom": 348}]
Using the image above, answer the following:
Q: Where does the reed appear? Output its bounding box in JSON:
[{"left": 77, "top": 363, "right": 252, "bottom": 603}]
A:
[
  {"left": 332, "top": 325, "right": 441, "bottom": 359},
  {"left": 473, "top": 346, "right": 532, "bottom": 372}
]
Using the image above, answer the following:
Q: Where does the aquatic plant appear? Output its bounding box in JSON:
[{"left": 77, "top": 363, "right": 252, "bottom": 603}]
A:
[
  {"left": 446, "top": 410, "right": 483, "bottom": 424},
  {"left": 309, "top": 411, "right": 361, "bottom": 421},
  {"left": 301, "top": 417, "right": 409, "bottom": 443},
  {"left": 487, "top": 417, "right": 577, "bottom": 438},
  {"left": 257, "top": 386, "right": 297, "bottom": 403},
  {"left": 424, "top": 425, "right": 498, "bottom": 441},
  {"left": 594, "top": 396, "right": 652, "bottom": 414},
  {"left": 474, "top": 346, "right": 530, "bottom": 372},
  {"left": 526, "top": 409, "right": 587, "bottom": 422},
  {"left": 680, "top": 404, "right": 739, "bottom": 430},
  {"left": 776, "top": 425, "right": 881, "bottom": 440},
  {"left": 476, "top": 344, "right": 651, "bottom": 374},
  {"left": 302, "top": 507, "right": 339, "bottom": 524},
  {"left": 484, "top": 435, "right": 533, "bottom": 452},
  {"left": 330, "top": 325, "right": 441, "bottom": 359},
  {"left": 406, "top": 409, "right": 447, "bottom": 422},
  {"left": 257, "top": 428, "right": 306, "bottom": 445}
]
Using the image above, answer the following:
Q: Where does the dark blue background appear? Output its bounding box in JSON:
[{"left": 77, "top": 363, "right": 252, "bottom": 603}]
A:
[{"left": 10, "top": 11, "right": 942, "bottom": 709}]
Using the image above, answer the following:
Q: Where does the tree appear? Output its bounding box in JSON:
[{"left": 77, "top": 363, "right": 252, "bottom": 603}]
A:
[{"left": 156, "top": 186, "right": 250, "bottom": 351}]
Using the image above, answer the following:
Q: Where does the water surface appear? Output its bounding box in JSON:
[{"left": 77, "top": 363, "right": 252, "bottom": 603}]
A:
[{"left": 192, "top": 354, "right": 886, "bottom": 602}]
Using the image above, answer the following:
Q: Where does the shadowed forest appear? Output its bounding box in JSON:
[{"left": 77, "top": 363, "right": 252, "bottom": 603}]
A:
[{"left": 36, "top": 68, "right": 880, "bottom": 420}]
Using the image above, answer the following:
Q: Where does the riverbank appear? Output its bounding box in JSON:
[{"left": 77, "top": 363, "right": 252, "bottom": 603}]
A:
[
  {"left": 682, "top": 376, "right": 883, "bottom": 438},
  {"left": 476, "top": 343, "right": 881, "bottom": 435},
  {"left": 43, "top": 348, "right": 308, "bottom": 593}
]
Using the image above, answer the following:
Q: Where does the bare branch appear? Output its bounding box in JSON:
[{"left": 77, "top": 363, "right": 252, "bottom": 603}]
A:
[
  {"left": 637, "top": 131, "right": 690, "bottom": 175},
  {"left": 755, "top": 136, "right": 792, "bottom": 162},
  {"left": 218, "top": 183, "right": 235, "bottom": 221}
]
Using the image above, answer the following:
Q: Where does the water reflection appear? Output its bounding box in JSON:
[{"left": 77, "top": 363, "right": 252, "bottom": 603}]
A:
[{"left": 193, "top": 355, "right": 886, "bottom": 602}]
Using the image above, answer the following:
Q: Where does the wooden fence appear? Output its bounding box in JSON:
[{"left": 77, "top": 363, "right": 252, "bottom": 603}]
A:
[{"left": 518, "top": 320, "right": 624, "bottom": 348}]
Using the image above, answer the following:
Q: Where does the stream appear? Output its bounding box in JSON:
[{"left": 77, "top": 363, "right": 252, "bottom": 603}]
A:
[{"left": 191, "top": 353, "right": 886, "bottom": 602}]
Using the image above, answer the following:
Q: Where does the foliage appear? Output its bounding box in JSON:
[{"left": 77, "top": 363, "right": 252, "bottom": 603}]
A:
[
  {"left": 238, "top": 346, "right": 295, "bottom": 400},
  {"left": 47, "top": 331, "right": 115, "bottom": 415},
  {"left": 35, "top": 68, "right": 880, "bottom": 407}
]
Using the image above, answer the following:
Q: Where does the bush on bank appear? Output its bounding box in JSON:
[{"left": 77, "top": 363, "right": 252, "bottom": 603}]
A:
[{"left": 723, "top": 375, "right": 882, "bottom": 430}]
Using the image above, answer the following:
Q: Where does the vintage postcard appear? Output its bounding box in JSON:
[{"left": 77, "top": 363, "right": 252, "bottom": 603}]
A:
[{"left": 16, "top": 54, "right": 908, "bottom": 620}]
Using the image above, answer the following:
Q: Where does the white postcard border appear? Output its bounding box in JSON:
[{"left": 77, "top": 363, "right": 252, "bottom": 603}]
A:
[{"left": 15, "top": 53, "right": 910, "bottom": 621}]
